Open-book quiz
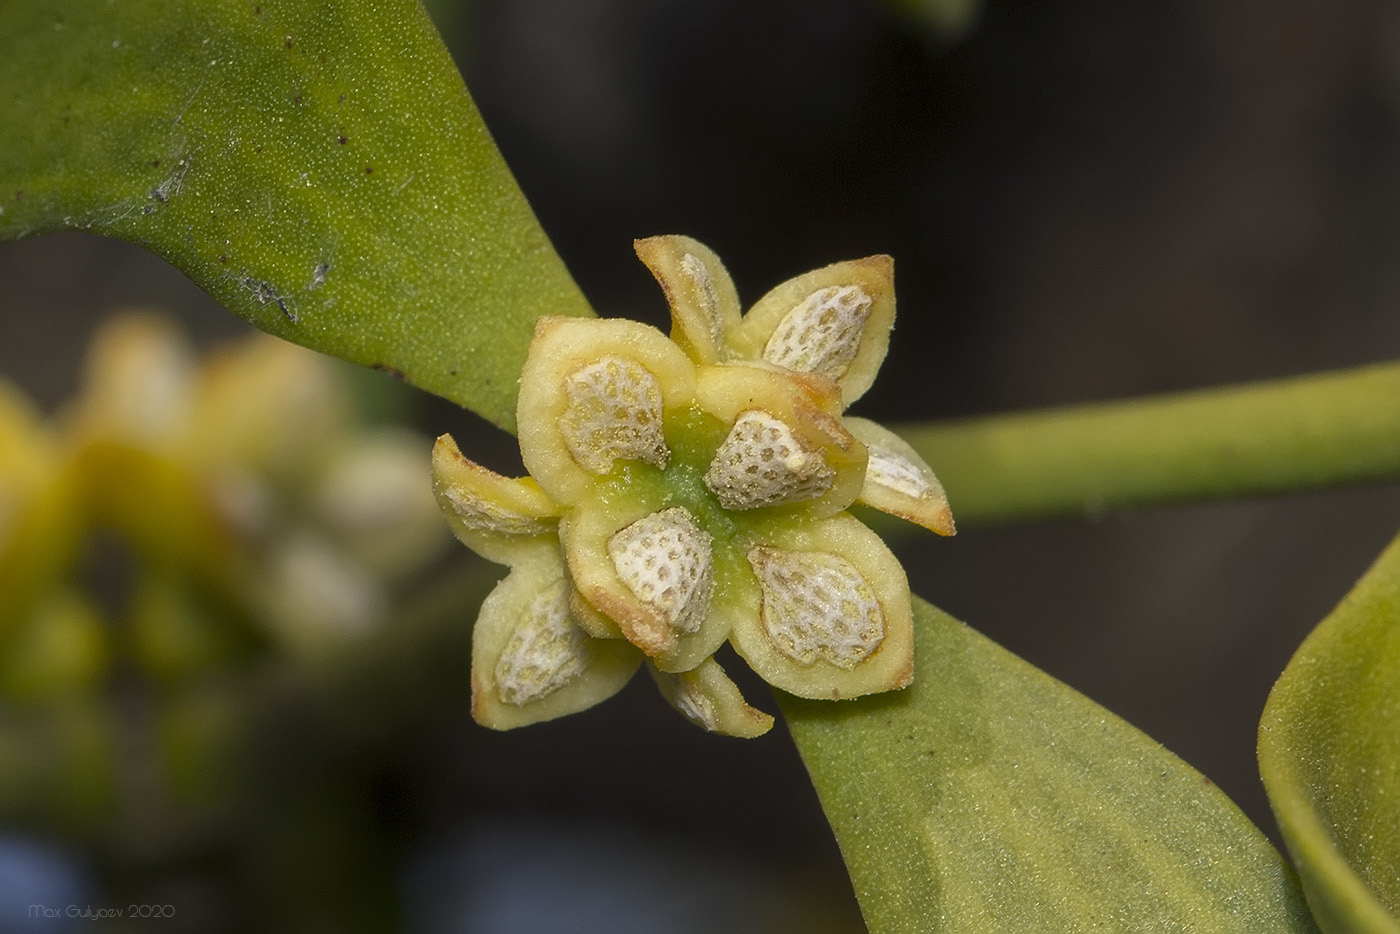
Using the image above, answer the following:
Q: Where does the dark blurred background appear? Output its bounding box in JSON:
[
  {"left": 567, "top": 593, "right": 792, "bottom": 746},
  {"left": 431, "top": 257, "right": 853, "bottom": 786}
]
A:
[{"left": 5, "top": 0, "right": 1400, "bottom": 930}]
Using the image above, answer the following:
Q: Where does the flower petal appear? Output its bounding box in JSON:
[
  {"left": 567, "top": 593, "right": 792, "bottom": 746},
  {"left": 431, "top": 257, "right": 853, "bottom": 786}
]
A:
[
  {"left": 843, "top": 417, "right": 955, "bottom": 536},
  {"left": 471, "top": 544, "right": 641, "bottom": 730},
  {"left": 696, "top": 365, "right": 866, "bottom": 516},
  {"left": 634, "top": 235, "right": 743, "bottom": 365},
  {"left": 492, "top": 580, "right": 588, "bottom": 705},
  {"left": 569, "top": 587, "right": 625, "bottom": 640},
  {"left": 0, "top": 380, "right": 75, "bottom": 626},
  {"left": 430, "top": 434, "right": 562, "bottom": 565},
  {"left": 518, "top": 317, "right": 697, "bottom": 504},
  {"left": 731, "top": 255, "right": 895, "bottom": 406},
  {"left": 729, "top": 514, "right": 913, "bottom": 699},
  {"left": 562, "top": 497, "right": 739, "bottom": 670},
  {"left": 648, "top": 657, "right": 774, "bottom": 738}
]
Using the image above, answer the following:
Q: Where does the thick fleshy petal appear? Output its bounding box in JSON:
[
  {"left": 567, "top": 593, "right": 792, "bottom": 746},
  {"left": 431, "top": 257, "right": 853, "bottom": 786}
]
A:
[
  {"left": 747, "top": 546, "right": 883, "bottom": 668},
  {"left": 843, "top": 417, "right": 955, "bottom": 536},
  {"left": 562, "top": 496, "right": 742, "bottom": 671},
  {"left": 729, "top": 513, "right": 913, "bottom": 699},
  {"left": 517, "top": 316, "right": 697, "bottom": 504},
  {"left": 731, "top": 256, "right": 895, "bottom": 406},
  {"left": 634, "top": 235, "right": 743, "bottom": 365},
  {"left": 471, "top": 544, "right": 642, "bottom": 730},
  {"left": 648, "top": 657, "right": 774, "bottom": 738},
  {"left": 0, "top": 381, "right": 60, "bottom": 552},
  {"left": 696, "top": 365, "right": 866, "bottom": 516},
  {"left": 560, "top": 355, "right": 669, "bottom": 474},
  {"left": 568, "top": 587, "right": 625, "bottom": 640},
  {"left": 430, "top": 434, "right": 563, "bottom": 565}
]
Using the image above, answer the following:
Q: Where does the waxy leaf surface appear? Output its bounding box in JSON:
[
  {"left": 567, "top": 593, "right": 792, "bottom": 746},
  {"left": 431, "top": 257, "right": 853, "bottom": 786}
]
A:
[
  {"left": 783, "top": 597, "right": 1318, "bottom": 934},
  {"left": 1260, "top": 529, "right": 1400, "bottom": 934},
  {"left": 0, "top": 0, "right": 591, "bottom": 430}
]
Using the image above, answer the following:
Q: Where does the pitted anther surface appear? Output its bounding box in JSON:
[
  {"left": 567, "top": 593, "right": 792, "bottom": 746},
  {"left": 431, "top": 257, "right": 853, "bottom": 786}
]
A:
[
  {"left": 762, "top": 285, "right": 871, "bottom": 380},
  {"left": 441, "top": 486, "right": 553, "bottom": 536},
  {"left": 608, "top": 506, "right": 714, "bottom": 635},
  {"left": 866, "top": 445, "right": 935, "bottom": 500},
  {"left": 747, "top": 546, "right": 884, "bottom": 668},
  {"left": 495, "top": 580, "right": 590, "bottom": 705},
  {"left": 704, "top": 410, "right": 835, "bottom": 510},
  {"left": 560, "top": 355, "right": 669, "bottom": 474}
]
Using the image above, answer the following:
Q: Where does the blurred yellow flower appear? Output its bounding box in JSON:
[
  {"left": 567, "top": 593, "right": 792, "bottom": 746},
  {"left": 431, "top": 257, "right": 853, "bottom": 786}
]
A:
[{"left": 0, "top": 313, "right": 451, "bottom": 701}]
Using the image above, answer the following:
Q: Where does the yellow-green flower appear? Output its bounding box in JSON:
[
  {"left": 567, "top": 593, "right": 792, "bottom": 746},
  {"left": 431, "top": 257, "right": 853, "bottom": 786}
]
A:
[{"left": 434, "top": 236, "right": 953, "bottom": 736}]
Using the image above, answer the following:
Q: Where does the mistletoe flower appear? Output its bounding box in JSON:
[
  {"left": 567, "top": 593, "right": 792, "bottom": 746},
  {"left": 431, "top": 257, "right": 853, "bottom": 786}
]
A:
[
  {"left": 633, "top": 234, "right": 955, "bottom": 537},
  {"left": 433, "top": 237, "right": 953, "bottom": 736}
]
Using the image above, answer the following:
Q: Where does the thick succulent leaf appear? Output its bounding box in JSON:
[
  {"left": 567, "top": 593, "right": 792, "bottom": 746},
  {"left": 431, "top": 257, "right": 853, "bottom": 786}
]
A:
[
  {"left": 1259, "top": 529, "right": 1400, "bottom": 933},
  {"left": 0, "top": 0, "right": 590, "bottom": 429},
  {"left": 782, "top": 597, "right": 1317, "bottom": 934}
]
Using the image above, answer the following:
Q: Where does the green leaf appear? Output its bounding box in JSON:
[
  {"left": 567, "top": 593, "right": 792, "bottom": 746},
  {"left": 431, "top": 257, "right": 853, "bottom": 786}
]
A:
[
  {"left": 1259, "top": 529, "right": 1400, "bottom": 933},
  {"left": 782, "top": 597, "right": 1317, "bottom": 934},
  {"left": 0, "top": 0, "right": 591, "bottom": 430}
]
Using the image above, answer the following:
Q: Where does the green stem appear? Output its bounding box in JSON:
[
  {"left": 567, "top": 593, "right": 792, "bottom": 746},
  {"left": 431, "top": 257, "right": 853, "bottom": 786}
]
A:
[{"left": 897, "top": 361, "right": 1400, "bottom": 527}]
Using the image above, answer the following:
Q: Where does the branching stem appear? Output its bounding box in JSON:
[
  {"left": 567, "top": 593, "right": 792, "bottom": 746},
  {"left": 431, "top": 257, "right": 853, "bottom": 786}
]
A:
[{"left": 898, "top": 361, "right": 1400, "bottom": 526}]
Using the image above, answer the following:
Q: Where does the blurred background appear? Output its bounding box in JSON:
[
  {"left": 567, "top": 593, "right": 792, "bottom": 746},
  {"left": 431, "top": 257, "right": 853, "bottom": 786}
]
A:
[{"left": 4, "top": 0, "right": 1400, "bottom": 930}]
